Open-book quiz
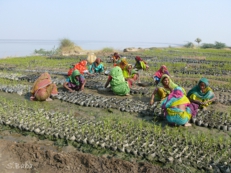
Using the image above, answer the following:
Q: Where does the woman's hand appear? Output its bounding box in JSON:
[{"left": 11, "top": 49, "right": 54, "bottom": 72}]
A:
[{"left": 150, "top": 99, "right": 154, "bottom": 105}]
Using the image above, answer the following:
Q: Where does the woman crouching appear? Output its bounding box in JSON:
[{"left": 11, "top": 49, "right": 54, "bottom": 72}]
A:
[
  {"left": 30, "top": 72, "right": 58, "bottom": 101},
  {"left": 161, "top": 86, "right": 192, "bottom": 127},
  {"left": 63, "top": 70, "right": 86, "bottom": 92}
]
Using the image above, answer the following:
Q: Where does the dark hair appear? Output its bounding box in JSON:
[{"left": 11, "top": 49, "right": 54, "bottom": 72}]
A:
[{"left": 161, "top": 76, "right": 169, "bottom": 84}]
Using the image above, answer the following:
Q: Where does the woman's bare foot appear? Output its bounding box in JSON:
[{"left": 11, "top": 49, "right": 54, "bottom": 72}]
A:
[
  {"left": 46, "top": 98, "right": 53, "bottom": 101},
  {"left": 184, "top": 123, "right": 192, "bottom": 127}
]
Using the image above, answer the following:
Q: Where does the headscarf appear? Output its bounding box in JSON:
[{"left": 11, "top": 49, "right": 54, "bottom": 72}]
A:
[
  {"left": 95, "top": 58, "right": 102, "bottom": 66},
  {"left": 114, "top": 52, "right": 120, "bottom": 59},
  {"left": 109, "top": 66, "right": 130, "bottom": 95},
  {"left": 110, "top": 66, "right": 125, "bottom": 86},
  {"left": 135, "top": 56, "right": 142, "bottom": 62},
  {"left": 87, "top": 53, "right": 97, "bottom": 64},
  {"left": 162, "top": 86, "right": 190, "bottom": 108},
  {"left": 31, "top": 72, "right": 52, "bottom": 94},
  {"left": 187, "top": 77, "right": 214, "bottom": 100},
  {"left": 119, "top": 58, "right": 128, "bottom": 70},
  {"left": 154, "top": 65, "right": 169, "bottom": 78},
  {"left": 74, "top": 60, "right": 88, "bottom": 74},
  {"left": 67, "top": 64, "right": 75, "bottom": 76},
  {"left": 69, "top": 70, "right": 81, "bottom": 85},
  {"left": 157, "top": 74, "right": 178, "bottom": 90}
]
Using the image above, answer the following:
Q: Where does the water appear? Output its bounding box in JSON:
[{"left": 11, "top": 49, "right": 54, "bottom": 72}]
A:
[{"left": 0, "top": 39, "right": 182, "bottom": 59}]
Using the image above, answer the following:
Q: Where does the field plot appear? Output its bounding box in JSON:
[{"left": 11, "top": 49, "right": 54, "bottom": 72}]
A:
[{"left": 0, "top": 48, "right": 231, "bottom": 173}]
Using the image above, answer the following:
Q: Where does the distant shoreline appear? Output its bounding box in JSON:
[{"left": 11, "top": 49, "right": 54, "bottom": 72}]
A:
[{"left": 0, "top": 40, "right": 182, "bottom": 59}]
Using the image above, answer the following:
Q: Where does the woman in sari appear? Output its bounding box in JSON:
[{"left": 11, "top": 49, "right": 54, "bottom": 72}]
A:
[
  {"left": 161, "top": 86, "right": 192, "bottom": 127},
  {"left": 112, "top": 52, "right": 121, "bottom": 66},
  {"left": 187, "top": 77, "right": 215, "bottom": 110},
  {"left": 63, "top": 70, "right": 86, "bottom": 92},
  {"left": 89, "top": 58, "right": 104, "bottom": 74},
  {"left": 104, "top": 66, "right": 130, "bottom": 96},
  {"left": 67, "top": 60, "right": 89, "bottom": 76},
  {"left": 119, "top": 58, "right": 128, "bottom": 70},
  {"left": 150, "top": 74, "right": 178, "bottom": 105},
  {"left": 30, "top": 72, "right": 58, "bottom": 101},
  {"left": 153, "top": 65, "right": 170, "bottom": 85},
  {"left": 122, "top": 64, "right": 140, "bottom": 87},
  {"left": 134, "top": 56, "right": 149, "bottom": 70}
]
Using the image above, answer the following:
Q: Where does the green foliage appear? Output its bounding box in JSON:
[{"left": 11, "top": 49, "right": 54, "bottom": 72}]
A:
[
  {"left": 59, "top": 38, "right": 75, "bottom": 48},
  {"left": 195, "top": 38, "right": 202, "bottom": 45},
  {"left": 214, "top": 41, "right": 226, "bottom": 49},
  {"left": 34, "top": 47, "right": 59, "bottom": 56},
  {"left": 184, "top": 42, "right": 194, "bottom": 48},
  {"left": 101, "top": 47, "right": 114, "bottom": 53},
  {"left": 201, "top": 41, "right": 226, "bottom": 49},
  {"left": 201, "top": 43, "right": 215, "bottom": 49}
]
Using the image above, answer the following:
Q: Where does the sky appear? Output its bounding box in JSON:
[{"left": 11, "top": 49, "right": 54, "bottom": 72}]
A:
[{"left": 0, "top": 0, "right": 231, "bottom": 57}]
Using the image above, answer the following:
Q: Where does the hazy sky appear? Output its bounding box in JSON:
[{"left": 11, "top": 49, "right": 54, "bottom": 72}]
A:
[{"left": 0, "top": 0, "right": 231, "bottom": 50}]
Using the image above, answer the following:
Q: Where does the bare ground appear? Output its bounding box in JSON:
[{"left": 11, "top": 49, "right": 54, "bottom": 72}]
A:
[{"left": 0, "top": 138, "right": 174, "bottom": 173}]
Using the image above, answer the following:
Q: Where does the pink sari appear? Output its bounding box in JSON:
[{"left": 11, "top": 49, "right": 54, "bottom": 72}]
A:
[
  {"left": 154, "top": 65, "right": 169, "bottom": 78},
  {"left": 31, "top": 73, "right": 58, "bottom": 101}
]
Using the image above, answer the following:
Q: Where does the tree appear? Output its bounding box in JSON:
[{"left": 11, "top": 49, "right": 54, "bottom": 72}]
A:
[{"left": 195, "top": 38, "right": 202, "bottom": 46}]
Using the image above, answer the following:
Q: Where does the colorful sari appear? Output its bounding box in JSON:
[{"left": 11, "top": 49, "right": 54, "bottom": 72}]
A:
[
  {"left": 162, "top": 87, "right": 192, "bottom": 125},
  {"left": 122, "top": 64, "right": 139, "bottom": 87},
  {"left": 153, "top": 65, "right": 170, "bottom": 84},
  {"left": 109, "top": 66, "right": 130, "bottom": 95},
  {"left": 31, "top": 72, "right": 58, "bottom": 101},
  {"left": 67, "top": 70, "right": 85, "bottom": 91},
  {"left": 89, "top": 58, "right": 104, "bottom": 73},
  {"left": 134, "top": 56, "right": 149, "bottom": 70},
  {"left": 187, "top": 78, "right": 215, "bottom": 108},
  {"left": 154, "top": 74, "right": 178, "bottom": 101}
]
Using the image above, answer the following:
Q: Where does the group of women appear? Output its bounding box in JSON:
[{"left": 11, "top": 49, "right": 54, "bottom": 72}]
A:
[
  {"left": 30, "top": 52, "right": 216, "bottom": 127},
  {"left": 150, "top": 73, "right": 215, "bottom": 127}
]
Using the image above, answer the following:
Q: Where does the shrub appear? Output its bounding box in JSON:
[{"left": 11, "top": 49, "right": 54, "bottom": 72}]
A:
[
  {"left": 59, "top": 38, "right": 75, "bottom": 48},
  {"left": 200, "top": 43, "right": 215, "bottom": 49},
  {"left": 214, "top": 41, "right": 226, "bottom": 49},
  {"left": 100, "top": 47, "right": 114, "bottom": 53},
  {"left": 184, "top": 42, "right": 194, "bottom": 48}
]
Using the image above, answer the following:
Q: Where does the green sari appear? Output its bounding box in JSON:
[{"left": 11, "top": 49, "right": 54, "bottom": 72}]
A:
[
  {"left": 122, "top": 65, "right": 137, "bottom": 79},
  {"left": 110, "top": 66, "right": 130, "bottom": 95},
  {"left": 187, "top": 78, "right": 215, "bottom": 107}
]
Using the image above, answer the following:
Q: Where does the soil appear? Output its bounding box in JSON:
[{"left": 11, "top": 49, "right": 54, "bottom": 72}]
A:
[
  {"left": 0, "top": 138, "right": 174, "bottom": 173},
  {"left": 0, "top": 92, "right": 175, "bottom": 173}
]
